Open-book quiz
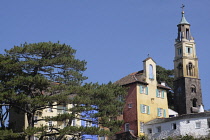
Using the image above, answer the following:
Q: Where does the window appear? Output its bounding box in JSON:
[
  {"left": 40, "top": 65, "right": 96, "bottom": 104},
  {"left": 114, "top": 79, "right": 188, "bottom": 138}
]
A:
[
  {"left": 186, "top": 46, "right": 192, "bottom": 54},
  {"left": 125, "top": 123, "right": 130, "bottom": 132},
  {"left": 156, "top": 126, "right": 161, "bottom": 133},
  {"left": 34, "top": 116, "right": 38, "bottom": 125},
  {"left": 149, "top": 64, "right": 154, "bottom": 79},
  {"left": 178, "top": 48, "right": 182, "bottom": 55},
  {"left": 187, "top": 62, "right": 194, "bottom": 76},
  {"left": 156, "top": 89, "right": 164, "bottom": 98},
  {"left": 57, "top": 105, "right": 67, "bottom": 114},
  {"left": 48, "top": 106, "right": 53, "bottom": 112},
  {"left": 192, "top": 98, "right": 197, "bottom": 107},
  {"left": 171, "top": 123, "right": 177, "bottom": 130},
  {"left": 140, "top": 104, "right": 150, "bottom": 114},
  {"left": 140, "top": 122, "right": 144, "bottom": 133},
  {"left": 48, "top": 121, "right": 52, "bottom": 127},
  {"left": 191, "top": 85, "right": 196, "bottom": 93},
  {"left": 85, "top": 120, "right": 92, "bottom": 127},
  {"left": 148, "top": 128, "right": 152, "bottom": 134},
  {"left": 139, "top": 85, "right": 148, "bottom": 95},
  {"left": 72, "top": 119, "right": 76, "bottom": 126},
  {"left": 118, "top": 95, "right": 123, "bottom": 102},
  {"left": 195, "top": 122, "right": 201, "bottom": 129},
  {"left": 207, "top": 118, "right": 210, "bottom": 128},
  {"left": 157, "top": 108, "right": 166, "bottom": 117},
  {"left": 128, "top": 104, "right": 132, "bottom": 108}
]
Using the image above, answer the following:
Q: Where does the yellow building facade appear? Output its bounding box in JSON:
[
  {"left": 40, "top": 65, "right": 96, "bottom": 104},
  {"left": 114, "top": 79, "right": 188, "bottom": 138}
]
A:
[{"left": 116, "top": 57, "right": 170, "bottom": 137}]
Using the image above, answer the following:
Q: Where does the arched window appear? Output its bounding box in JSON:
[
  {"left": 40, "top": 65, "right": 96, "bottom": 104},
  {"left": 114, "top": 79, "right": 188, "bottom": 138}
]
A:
[
  {"left": 191, "top": 85, "right": 196, "bottom": 93},
  {"left": 187, "top": 62, "right": 194, "bottom": 76},
  {"left": 192, "top": 98, "right": 197, "bottom": 107},
  {"left": 149, "top": 64, "right": 154, "bottom": 79},
  {"left": 177, "top": 63, "right": 183, "bottom": 77}
]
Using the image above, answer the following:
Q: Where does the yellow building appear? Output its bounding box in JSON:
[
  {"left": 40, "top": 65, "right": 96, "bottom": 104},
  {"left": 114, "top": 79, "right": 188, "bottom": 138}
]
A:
[
  {"left": 9, "top": 103, "right": 81, "bottom": 140},
  {"left": 115, "top": 57, "right": 170, "bottom": 137}
]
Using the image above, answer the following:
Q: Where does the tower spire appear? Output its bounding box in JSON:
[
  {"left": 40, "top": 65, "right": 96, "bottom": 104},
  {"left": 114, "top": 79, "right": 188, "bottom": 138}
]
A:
[
  {"left": 179, "top": 4, "right": 190, "bottom": 25},
  {"left": 173, "top": 6, "right": 203, "bottom": 115}
]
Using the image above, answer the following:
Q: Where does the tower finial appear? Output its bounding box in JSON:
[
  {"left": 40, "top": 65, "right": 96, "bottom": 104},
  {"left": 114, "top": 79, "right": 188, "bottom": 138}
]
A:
[{"left": 181, "top": 4, "right": 185, "bottom": 13}]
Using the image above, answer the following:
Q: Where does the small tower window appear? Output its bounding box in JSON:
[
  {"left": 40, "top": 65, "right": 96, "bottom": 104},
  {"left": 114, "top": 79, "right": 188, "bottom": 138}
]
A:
[
  {"left": 178, "top": 48, "right": 182, "bottom": 55},
  {"left": 186, "top": 47, "right": 192, "bottom": 54},
  {"left": 186, "top": 28, "right": 190, "bottom": 40},
  {"left": 192, "top": 98, "right": 197, "bottom": 107},
  {"left": 191, "top": 85, "right": 196, "bottom": 93},
  {"left": 149, "top": 64, "right": 154, "bottom": 79}
]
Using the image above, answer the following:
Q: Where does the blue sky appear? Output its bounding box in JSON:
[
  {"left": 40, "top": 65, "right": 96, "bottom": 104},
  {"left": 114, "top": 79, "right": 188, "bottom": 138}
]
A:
[{"left": 1, "top": 1, "right": 210, "bottom": 110}]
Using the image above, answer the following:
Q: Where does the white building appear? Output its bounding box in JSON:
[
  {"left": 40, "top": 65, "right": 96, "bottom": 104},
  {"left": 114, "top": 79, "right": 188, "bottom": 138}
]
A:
[{"left": 144, "top": 112, "right": 210, "bottom": 139}]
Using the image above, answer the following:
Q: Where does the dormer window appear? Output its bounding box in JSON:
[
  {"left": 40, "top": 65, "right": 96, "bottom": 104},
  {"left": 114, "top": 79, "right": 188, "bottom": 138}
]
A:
[{"left": 149, "top": 64, "right": 154, "bottom": 80}]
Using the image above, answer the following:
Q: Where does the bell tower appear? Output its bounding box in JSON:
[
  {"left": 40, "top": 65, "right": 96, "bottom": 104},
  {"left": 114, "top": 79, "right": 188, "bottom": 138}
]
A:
[{"left": 173, "top": 5, "right": 203, "bottom": 115}]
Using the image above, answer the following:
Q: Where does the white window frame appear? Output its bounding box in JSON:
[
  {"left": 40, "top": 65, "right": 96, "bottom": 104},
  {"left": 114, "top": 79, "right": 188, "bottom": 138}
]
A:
[
  {"left": 48, "top": 121, "right": 53, "bottom": 129},
  {"left": 85, "top": 120, "right": 92, "bottom": 127},
  {"left": 48, "top": 106, "right": 53, "bottom": 112},
  {"left": 128, "top": 103, "right": 132, "bottom": 108},
  {"left": 125, "top": 123, "right": 130, "bottom": 132},
  {"left": 186, "top": 46, "right": 192, "bottom": 54},
  {"left": 195, "top": 121, "right": 201, "bottom": 129},
  {"left": 171, "top": 123, "right": 176, "bottom": 130},
  {"left": 141, "top": 86, "right": 146, "bottom": 94},
  {"left": 142, "top": 105, "right": 147, "bottom": 113},
  {"left": 140, "top": 122, "right": 144, "bottom": 133},
  {"left": 158, "top": 108, "right": 163, "bottom": 117},
  {"left": 158, "top": 90, "right": 161, "bottom": 97},
  {"left": 72, "top": 119, "right": 76, "bottom": 126}
]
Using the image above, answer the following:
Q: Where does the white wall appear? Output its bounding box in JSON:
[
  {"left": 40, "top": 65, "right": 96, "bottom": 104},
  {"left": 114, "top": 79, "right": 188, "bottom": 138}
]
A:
[{"left": 144, "top": 116, "right": 210, "bottom": 140}]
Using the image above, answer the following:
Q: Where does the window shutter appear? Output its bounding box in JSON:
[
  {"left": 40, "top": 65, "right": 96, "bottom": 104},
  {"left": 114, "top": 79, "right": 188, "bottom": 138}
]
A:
[
  {"left": 163, "top": 109, "right": 166, "bottom": 118},
  {"left": 156, "top": 89, "right": 159, "bottom": 97},
  {"left": 140, "top": 104, "right": 143, "bottom": 113},
  {"left": 190, "top": 48, "right": 192, "bottom": 54},
  {"left": 157, "top": 108, "right": 160, "bottom": 116},
  {"left": 186, "top": 47, "right": 188, "bottom": 53},
  {"left": 147, "top": 106, "right": 150, "bottom": 115},
  {"left": 140, "top": 85, "right": 142, "bottom": 94},
  {"left": 146, "top": 87, "right": 148, "bottom": 95},
  {"left": 161, "top": 91, "right": 164, "bottom": 99}
]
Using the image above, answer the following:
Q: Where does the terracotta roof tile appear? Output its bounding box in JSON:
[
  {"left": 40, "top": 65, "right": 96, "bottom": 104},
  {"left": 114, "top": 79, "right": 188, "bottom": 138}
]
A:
[{"left": 115, "top": 70, "right": 147, "bottom": 86}]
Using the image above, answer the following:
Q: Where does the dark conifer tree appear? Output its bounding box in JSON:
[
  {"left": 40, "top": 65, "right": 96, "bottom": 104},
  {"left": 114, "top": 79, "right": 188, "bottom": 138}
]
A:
[{"left": 0, "top": 42, "right": 127, "bottom": 140}]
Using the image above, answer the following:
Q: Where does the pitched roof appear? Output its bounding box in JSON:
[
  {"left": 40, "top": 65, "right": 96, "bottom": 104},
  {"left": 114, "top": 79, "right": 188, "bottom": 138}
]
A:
[
  {"left": 115, "top": 70, "right": 148, "bottom": 86},
  {"left": 115, "top": 71, "right": 170, "bottom": 90},
  {"left": 157, "top": 84, "right": 171, "bottom": 90},
  {"left": 145, "top": 112, "right": 210, "bottom": 125}
]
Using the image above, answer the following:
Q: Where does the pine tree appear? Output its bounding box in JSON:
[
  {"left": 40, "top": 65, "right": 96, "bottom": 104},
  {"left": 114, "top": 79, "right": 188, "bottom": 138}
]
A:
[{"left": 0, "top": 42, "right": 127, "bottom": 140}]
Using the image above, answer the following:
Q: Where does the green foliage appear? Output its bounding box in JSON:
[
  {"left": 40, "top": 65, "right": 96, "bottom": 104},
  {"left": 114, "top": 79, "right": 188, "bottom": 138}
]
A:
[
  {"left": 0, "top": 42, "right": 127, "bottom": 139},
  {"left": 156, "top": 65, "right": 174, "bottom": 89},
  {"left": 0, "top": 129, "right": 24, "bottom": 140}
]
